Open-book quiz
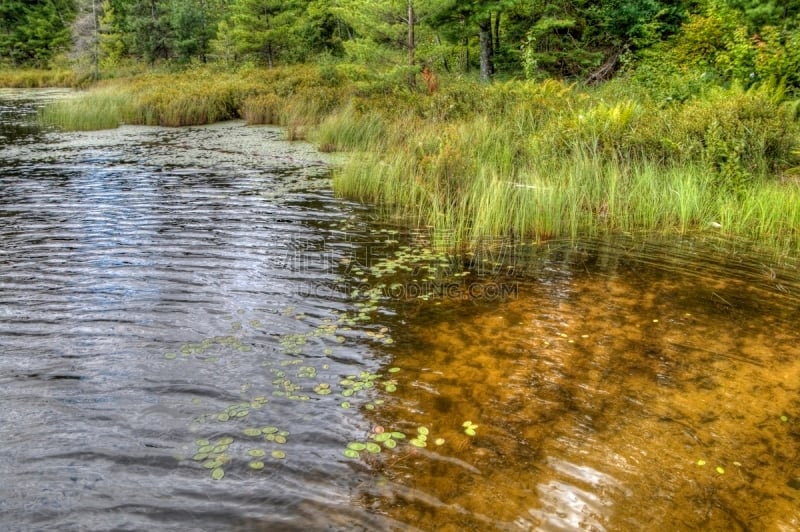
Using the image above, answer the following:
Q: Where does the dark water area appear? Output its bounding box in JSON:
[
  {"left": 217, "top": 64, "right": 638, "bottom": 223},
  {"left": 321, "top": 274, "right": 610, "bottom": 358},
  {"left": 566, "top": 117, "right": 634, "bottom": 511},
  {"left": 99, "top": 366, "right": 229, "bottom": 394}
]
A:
[{"left": 1, "top": 90, "right": 799, "bottom": 531}]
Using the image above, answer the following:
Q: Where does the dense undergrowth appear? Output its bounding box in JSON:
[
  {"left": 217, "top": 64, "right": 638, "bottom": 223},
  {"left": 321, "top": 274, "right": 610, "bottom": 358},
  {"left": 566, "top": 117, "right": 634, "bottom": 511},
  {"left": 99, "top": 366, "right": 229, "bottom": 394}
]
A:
[{"left": 27, "top": 64, "right": 800, "bottom": 254}]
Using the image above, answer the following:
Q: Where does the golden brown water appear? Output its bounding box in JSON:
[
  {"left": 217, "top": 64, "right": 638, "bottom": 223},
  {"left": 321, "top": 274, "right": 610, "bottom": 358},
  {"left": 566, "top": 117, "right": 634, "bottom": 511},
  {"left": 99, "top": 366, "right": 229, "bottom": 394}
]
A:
[{"left": 353, "top": 239, "right": 800, "bottom": 531}]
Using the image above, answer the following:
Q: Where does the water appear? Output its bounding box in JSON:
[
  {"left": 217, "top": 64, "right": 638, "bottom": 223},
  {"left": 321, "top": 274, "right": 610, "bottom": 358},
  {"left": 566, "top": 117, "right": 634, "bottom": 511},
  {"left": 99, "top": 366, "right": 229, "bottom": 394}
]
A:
[{"left": 1, "top": 90, "right": 799, "bottom": 531}]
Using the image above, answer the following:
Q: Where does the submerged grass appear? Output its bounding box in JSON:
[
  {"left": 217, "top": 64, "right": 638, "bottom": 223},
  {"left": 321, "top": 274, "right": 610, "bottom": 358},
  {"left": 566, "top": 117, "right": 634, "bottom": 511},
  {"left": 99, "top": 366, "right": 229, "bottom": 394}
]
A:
[{"left": 34, "top": 64, "right": 800, "bottom": 254}]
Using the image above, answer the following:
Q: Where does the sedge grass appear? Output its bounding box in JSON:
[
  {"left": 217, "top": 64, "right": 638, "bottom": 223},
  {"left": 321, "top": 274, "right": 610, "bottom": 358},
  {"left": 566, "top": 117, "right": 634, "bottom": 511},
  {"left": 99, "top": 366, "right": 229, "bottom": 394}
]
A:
[
  {"left": 0, "top": 68, "right": 81, "bottom": 88},
  {"left": 31, "top": 63, "right": 800, "bottom": 254}
]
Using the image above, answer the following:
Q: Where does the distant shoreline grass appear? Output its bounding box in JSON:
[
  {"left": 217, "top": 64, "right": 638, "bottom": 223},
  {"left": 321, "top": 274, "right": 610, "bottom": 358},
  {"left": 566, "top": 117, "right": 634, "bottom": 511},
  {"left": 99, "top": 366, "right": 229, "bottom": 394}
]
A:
[
  {"left": 28, "top": 64, "right": 800, "bottom": 255},
  {"left": 0, "top": 68, "right": 82, "bottom": 88}
]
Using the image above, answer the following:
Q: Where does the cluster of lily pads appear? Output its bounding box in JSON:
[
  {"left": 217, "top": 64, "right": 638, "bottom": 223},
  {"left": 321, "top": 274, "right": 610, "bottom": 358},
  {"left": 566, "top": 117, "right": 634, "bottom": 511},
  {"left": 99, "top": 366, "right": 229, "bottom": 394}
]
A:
[
  {"left": 164, "top": 334, "right": 251, "bottom": 362},
  {"left": 344, "top": 421, "right": 478, "bottom": 458},
  {"left": 189, "top": 425, "right": 292, "bottom": 480},
  {"left": 191, "top": 436, "right": 235, "bottom": 480},
  {"left": 177, "top": 229, "right": 499, "bottom": 480}
]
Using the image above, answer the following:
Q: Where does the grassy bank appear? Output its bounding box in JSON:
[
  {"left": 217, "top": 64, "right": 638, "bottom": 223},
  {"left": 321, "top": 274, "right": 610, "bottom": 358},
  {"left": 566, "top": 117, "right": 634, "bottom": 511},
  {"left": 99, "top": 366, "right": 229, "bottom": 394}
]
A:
[
  {"left": 35, "top": 65, "right": 800, "bottom": 254},
  {"left": 0, "top": 68, "right": 83, "bottom": 88}
]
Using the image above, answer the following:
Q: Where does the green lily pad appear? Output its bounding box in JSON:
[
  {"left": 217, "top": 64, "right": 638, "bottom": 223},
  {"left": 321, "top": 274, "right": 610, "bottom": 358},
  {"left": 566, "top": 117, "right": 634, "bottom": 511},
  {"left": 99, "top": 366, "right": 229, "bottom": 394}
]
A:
[
  {"left": 164, "top": 352, "right": 177, "bottom": 360},
  {"left": 373, "top": 433, "right": 392, "bottom": 442},
  {"left": 217, "top": 413, "right": 230, "bottom": 422},
  {"left": 195, "top": 439, "right": 210, "bottom": 447},
  {"left": 218, "top": 437, "right": 234, "bottom": 445},
  {"left": 249, "top": 461, "right": 265, "bottom": 470},
  {"left": 243, "top": 428, "right": 262, "bottom": 437},
  {"left": 271, "top": 450, "right": 286, "bottom": 459},
  {"left": 716, "top": 466, "right": 725, "bottom": 474},
  {"left": 780, "top": 415, "right": 789, "bottom": 423},
  {"left": 262, "top": 426, "right": 279, "bottom": 434},
  {"left": 198, "top": 445, "right": 214, "bottom": 454},
  {"left": 410, "top": 438, "right": 426, "bottom": 448},
  {"left": 383, "top": 439, "right": 397, "bottom": 449},
  {"left": 434, "top": 438, "right": 445, "bottom": 446},
  {"left": 465, "top": 428, "right": 476, "bottom": 436},
  {"left": 202, "top": 459, "right": 220, "bottom": 469},
  {"left": 347, "top": 442, "right": 367, "bottom": 451},
  {"left": 388, "top": 367, "right": 401, "bottom": 373},
  {"left": 192, "top": 453, "right": 209, "bottom": 461},
  {"left": 384, "top": 383, "right": 397, "bottom": 393},
  {"left": 248, "top": 449, "right": 266, "bottom": 457},
  {"left": 211, "top": 467, "right": 225, "bottom": 480},
  {"left": 365, "top": 443, "right": 382, "bottom": 454},
  {"left": 343, "top": 449, "right": 360, "bottom": 459},
  {"left": 274, "top": 435, "right": 287, "bottom": 444},
  {"left": 213, "top": 445, "right": 228, "bottom": 453},
  {"left": 390, "top": 432, "right": 406, "bottom": 440},
  {"left": 418, "top": 427, "right": 429, "bottom": 436},
  {"left": 341, "top": 401, "right": 351, "bottom": 409}
]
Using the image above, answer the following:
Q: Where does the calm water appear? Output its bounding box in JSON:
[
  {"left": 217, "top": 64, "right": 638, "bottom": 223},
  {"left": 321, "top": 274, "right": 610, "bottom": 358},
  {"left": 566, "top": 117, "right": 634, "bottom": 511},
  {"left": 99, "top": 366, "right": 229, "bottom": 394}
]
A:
[{"left": 1, "top": 90, "right": 799, "bottom": 531}]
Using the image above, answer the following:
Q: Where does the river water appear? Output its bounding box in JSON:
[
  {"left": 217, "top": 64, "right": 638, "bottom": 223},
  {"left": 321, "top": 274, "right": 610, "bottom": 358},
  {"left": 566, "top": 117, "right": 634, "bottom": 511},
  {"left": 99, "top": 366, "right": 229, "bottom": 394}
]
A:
[{"left": 1, "top": 89, "right": 799, "bottom": 531}]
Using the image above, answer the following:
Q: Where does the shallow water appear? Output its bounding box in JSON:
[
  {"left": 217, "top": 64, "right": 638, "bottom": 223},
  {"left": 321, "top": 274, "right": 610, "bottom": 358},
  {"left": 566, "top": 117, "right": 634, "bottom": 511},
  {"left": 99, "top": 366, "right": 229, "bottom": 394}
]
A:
[{"left": 1, "top": 90, "right": 799, "bottom": 531}]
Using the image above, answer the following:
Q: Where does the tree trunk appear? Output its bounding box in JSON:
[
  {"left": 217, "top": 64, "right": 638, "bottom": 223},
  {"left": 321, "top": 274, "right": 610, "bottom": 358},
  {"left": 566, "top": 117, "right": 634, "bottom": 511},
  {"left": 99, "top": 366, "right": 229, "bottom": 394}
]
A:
[
  {"left": 478, "top": 17, "right": 493, "bottom": 82},
  {"left": 407, "top": 0, "right": 415, "bottom": 89},
  {"left": 91, "top": 0, "right": 99, "bottom": 80},
  {"left": 493, "top": 11, "right": 500, "bottom": 52}
]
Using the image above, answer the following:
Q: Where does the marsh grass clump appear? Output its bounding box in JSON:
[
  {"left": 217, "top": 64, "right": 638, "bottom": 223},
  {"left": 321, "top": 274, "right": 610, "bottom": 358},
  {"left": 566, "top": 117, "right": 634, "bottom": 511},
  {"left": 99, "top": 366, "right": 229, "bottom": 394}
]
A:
[
  {"left": 332, "top": 77, "right": 800, "bottom": 252},
  {"left": 0, "top": 68, "right": 82, "bottom": 88}
]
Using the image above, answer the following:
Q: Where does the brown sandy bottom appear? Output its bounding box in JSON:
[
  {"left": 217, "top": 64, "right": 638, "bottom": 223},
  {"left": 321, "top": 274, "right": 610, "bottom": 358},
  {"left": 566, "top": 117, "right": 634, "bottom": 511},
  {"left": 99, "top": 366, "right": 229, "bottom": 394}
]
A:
[{"left": 355, "top": 264, "right": 800, "bottom": 531}]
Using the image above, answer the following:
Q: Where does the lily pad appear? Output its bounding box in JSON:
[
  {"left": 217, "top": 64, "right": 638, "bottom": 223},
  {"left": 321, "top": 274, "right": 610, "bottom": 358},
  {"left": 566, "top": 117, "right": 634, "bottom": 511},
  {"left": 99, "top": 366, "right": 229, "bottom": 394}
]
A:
[
  {"left": 274, "top": 435, "right": 287, "bottom": 444},
  {"left": 347, "top": 442, "right": 367, "bottom": 451},
  {"left": 262, "top": 426, "right": 279, "bottom": 434},
  {"left": 195, "top": 439, "right": 210, "bottom": 447},
  {"left": 192, "top": 453, "right": 209, "bottom": 461},
  {"left": 249, "top": 461, "right": 265, "bottom": 470},
  {"left": 365, "top": 443, "right": 382, "bottom": 454},
  {"left": 410, "top": 438, "right": 426, "bottom": 448},
  {"left": 383, "top": 439, "right": 397, "bottom": 449},
  {"left": 248, "top": 449, "right": 266, "bottom": 457},
  {"left": 434, "top": 438, "right": 445, "bottom": 446},
  {"left": 271, "top": 450, "right": 286, "bottom": 459},
  {"left": 243, "top": 428, "right": 262, "bottom": 437},
  {"left": 211, "top": 467, "right": 225, "bottom": 480},
  {"left": 390, "top": 432, "right": 406, "bottom": 440},
  {"left": 418, "top": 427, "right": 429, "bottom": 436},
  {"left": 343, "top": 449, "right": 360, "bottom": 459}
]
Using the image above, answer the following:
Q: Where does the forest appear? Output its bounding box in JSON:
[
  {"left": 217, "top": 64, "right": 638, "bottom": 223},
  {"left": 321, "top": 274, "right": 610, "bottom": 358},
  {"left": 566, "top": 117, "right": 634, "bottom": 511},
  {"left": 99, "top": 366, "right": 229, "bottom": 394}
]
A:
[{"left": 2, "top": 0, "right": 800, "bottom": 89}]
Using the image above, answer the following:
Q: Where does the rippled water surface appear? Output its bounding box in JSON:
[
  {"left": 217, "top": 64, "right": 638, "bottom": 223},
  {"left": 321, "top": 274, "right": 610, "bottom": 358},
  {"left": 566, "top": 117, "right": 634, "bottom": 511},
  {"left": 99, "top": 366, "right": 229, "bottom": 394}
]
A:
[{"left": 1, "top": 90, "right": 799, "bottom": 531}]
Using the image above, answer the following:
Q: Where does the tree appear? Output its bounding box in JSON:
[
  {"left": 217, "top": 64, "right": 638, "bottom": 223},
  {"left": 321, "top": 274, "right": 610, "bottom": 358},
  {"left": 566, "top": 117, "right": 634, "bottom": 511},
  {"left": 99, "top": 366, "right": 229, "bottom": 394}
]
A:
[
  {"left": 127, "top": 0, "right": 173, "bottom": 63},
  {"left": 0, "top": 0, "right": 76, "bottom": 67},
  {"left": 428, "top": 0, "right": 518, "bottom": 82},
  {"left": 169, "top": 0, "right": 225, "bottom": 62},
  {"left": 227, "top": 0, "right": 305, "bottom": 67}
]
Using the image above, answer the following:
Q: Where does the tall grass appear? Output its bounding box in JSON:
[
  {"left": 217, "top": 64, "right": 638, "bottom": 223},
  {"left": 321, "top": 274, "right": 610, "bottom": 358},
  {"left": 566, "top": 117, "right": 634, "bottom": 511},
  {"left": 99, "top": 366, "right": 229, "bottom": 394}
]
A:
[
  {"left": 0, "top": 68, "right": 82, "bottom": 88},
  {"left": 33, "top": 63, "right": 800, "bottom": 254},
  {"left": 333, "top": 79, "right": 800, "bottom": 253}
]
